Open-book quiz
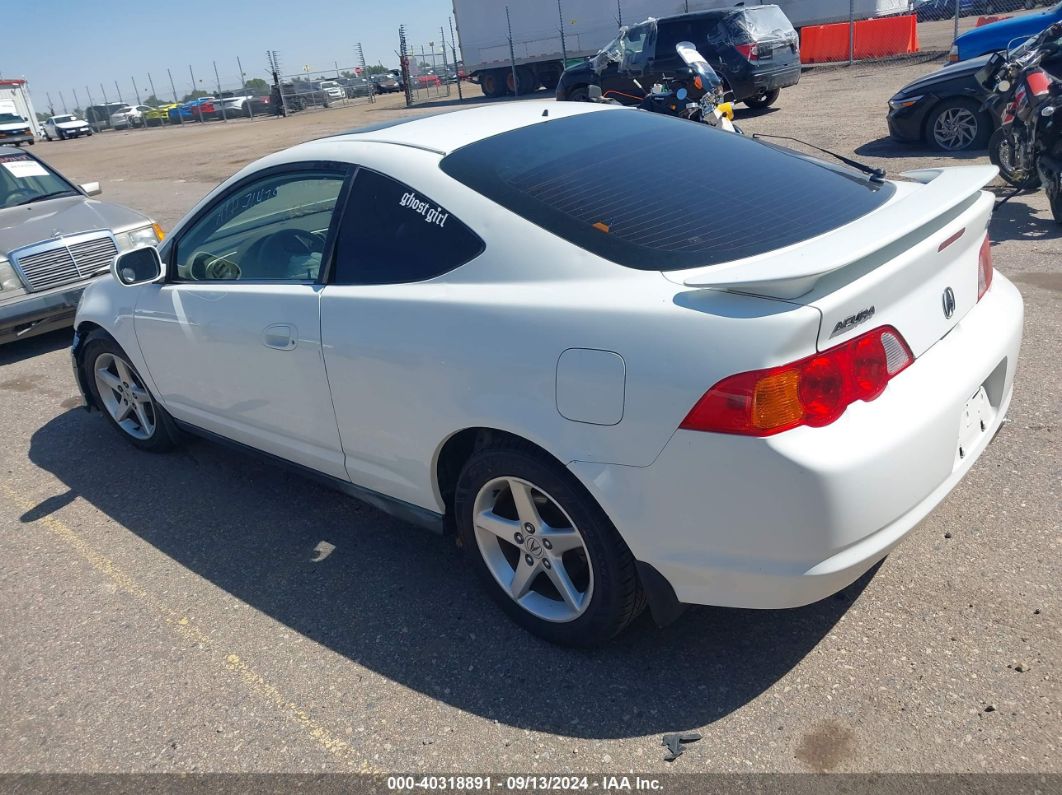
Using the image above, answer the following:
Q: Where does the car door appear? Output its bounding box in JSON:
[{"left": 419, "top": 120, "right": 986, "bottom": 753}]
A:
[
  {"left": 602, "top": 21, "right": 655, "bottom": 101},
  {"left": 134, "top": 163, "right": 353, "bottom": 478},
  {"left": 319, "top": 165, "right": 485, "bottom": 507}
]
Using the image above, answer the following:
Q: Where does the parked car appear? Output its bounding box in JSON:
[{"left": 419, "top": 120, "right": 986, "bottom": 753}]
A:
[
  {"left": 109, "top": 105, "right": 152, "bottom": 130},
  {"left": 0, "top": 112, "right": 35, "bottom": 146},
  {"left": 557, "top": 6, "right": 800, "bottom": 110},
  {"left": 43, "top": 114, "right": 91, "bottom": 140},
  {"left": 915, "top": 0, "right": 1016, "bottom": 21},
  {"left": 415, "top": 73, "right": 443, "bottom": 88},
  {"left": 887, "top": 54, "right": 997, "bottom": 150},
  {"left": 949, "top": 1, "right": 1062, "bottom": 61},
  {"left": 318, "top": 80, "right": 346, "bottom": 100},
  {"left": 1, "top": 146, "right": 162, "bottom": 344},
  {"left": 339, "top": 77, "right": 376, "bottom": 97},
  {"left": 169, "top": 97, "right": 218, "bottom": 123},
  {"left": 143, "top": 104, "right": 179, "bottom": 126},
  {"left": 221, "top": 94, "right": 269, "bottom": 117},
  {"left": 84, "top": 103, "right": 127, "bottom": 132},
  {"left": 372, "top": 74, "right": 401, "bottom": 93},
  {"left": 73, "top": 102, "right": 1020, "bottom": 646},
  {"left": 281, "top": 82, "right": 331, "bottom": 110}
]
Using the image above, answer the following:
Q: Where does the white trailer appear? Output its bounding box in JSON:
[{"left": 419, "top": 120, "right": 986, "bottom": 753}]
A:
[
  {"left": 0, "top": 79, "right": 42, "bottom": 138},
  {"left": 452, "top": 0, "right": 911, "bottom": 96}
]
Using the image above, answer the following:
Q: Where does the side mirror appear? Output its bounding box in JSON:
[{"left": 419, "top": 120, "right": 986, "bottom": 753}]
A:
[
  {"left": 80, "top": 182, "right": 102, "bottom": 196},
  {"left": 113, "top": 246, "right": 164, "bottom": 286},
  {"left": 588, "top": 84, "right": 603, "bottom": 101}
]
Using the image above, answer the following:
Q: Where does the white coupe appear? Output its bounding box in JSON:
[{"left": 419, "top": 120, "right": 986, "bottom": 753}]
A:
[{"left": 73, "top": 101, "right": 1023, "bottom": 646}]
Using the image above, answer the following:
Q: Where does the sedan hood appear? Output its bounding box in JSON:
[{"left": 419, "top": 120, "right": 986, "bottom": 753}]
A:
[
  {"left": 895, "top": 53, "right": 992, "bottom": 95},
  {"left": 56, "top": 120, "right": 89, "bottom": 129},
  {"left": 0, "top": 196, "right": 149, "bottom": 253}
]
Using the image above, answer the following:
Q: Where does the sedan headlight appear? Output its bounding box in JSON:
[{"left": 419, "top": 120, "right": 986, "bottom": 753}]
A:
[
  {"left": 0, "top": 256, "right": 23, "bottom": 292},
  {"left": 888, "top": 94, "right": 923, "bottom": 110},
  {"left": 115, "top": 223, "right": 165, "bottom": 252}
]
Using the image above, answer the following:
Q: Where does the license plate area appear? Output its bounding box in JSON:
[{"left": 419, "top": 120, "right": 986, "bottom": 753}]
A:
[{"left": 957, "top": 386, "right": 992, "bottom": 465}]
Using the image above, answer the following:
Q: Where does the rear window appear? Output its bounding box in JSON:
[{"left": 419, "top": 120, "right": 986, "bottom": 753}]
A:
[
  {"left": 733, "top": 6, "right": 796, "bottom": 40},
  {"left": 439, "top": 110, "right": 894, "bottom": 271}
]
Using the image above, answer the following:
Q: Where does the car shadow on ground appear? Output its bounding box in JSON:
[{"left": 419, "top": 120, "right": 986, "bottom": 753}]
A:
[
  {"left": 0, "top": 329, "right": 71, "bottom": 367},
  {"left": 986, "top": 188, "right": 1062, "bottom": 243},
  {"left": 25, "top": 409, "right": 875, "bottom": 740},
  {"left": 854, "top": 136, "right": 986, "bottom": 161}
]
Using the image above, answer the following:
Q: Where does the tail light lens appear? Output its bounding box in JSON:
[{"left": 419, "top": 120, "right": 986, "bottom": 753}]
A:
[
  {"left": 680, "top": 326, "right": 914, "bottom": 437},
  {"left": 977, "top": 233, "right": 993, "bottom": 301},
  {"left": 735, "top": 42, "right": 759, "bottom": 61}
]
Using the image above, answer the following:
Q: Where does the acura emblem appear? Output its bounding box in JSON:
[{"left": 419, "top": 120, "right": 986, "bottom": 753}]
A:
[{"left": 942, "top": 287, "right": 956, "bottom": 319}]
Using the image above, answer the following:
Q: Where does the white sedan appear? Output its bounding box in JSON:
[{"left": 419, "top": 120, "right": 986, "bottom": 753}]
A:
[
  {"left": 73, "top": 101, "right": 1023, "bottom": 646},
  {"left": 43, "top": 114, "right": 92, "bottom": 141}
]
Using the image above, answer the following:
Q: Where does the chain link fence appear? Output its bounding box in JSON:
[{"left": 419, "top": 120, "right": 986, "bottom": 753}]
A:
[
  {"left": 399, "top": 24, "right": 458, "bottom": 106},
  {"left": 45, "top": 49, "right": 377, "bottom": 134}
]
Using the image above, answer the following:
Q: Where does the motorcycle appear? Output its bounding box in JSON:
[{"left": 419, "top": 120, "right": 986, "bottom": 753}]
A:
[
  {"left": 589, "top": 41, "right": 739, "bottom": 133},
  {"left": 977, "top": 22, "right": 1062, "bottom": 221}
]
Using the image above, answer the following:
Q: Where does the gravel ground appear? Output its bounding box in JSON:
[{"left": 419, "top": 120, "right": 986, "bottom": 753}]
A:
[{"left": 0, "top": 51, "right": 1059, "bottom": 777}]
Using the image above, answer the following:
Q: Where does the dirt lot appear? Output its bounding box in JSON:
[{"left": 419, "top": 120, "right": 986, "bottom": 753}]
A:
[{"left": 1, "top": 52, "right": 1059, "bottom": 778}]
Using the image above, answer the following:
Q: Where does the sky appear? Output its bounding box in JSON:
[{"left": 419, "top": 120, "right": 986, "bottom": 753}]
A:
[{"left": 2, "top": 0, "right": 456, "bottom": 112}]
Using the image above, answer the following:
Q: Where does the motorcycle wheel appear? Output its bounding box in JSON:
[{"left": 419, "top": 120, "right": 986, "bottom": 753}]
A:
[{"left": 989, "top": 128, "right": 1041, "bottom": 189}]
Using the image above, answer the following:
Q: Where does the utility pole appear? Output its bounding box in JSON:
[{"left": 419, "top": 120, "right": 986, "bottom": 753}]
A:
[
  {"left": 399, "top": 26, "right": 413, "bottom": 107},
  {"left": 189, "top": 65, "right": 205, "bottom": 122},
  {"left": 167, "top": 68, "right": 185, "bottom": 125},
  {"left": 132, "top": 76, "right": 143, "bottom": 106},
  {"left": 557, "top": 0, "right": 568, "bottom": 63}
]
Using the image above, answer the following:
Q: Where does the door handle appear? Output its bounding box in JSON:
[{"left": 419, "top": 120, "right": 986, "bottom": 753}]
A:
[{"left": 263, "top": 323, "right": 297, "bottom": 351}]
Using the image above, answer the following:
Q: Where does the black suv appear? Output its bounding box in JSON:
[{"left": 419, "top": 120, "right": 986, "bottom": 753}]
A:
[{"left": 556, "top": 6, "right": 800, "bottom": 109}]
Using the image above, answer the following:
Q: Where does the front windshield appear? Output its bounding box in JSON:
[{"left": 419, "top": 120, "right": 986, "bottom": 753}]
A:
[
  {"left": 0, "top": 152, "right": 78, "bottom": 210},
  {"left": 0, "top": 113, "right": 25, "bottom": 124},
  {"left": 52, "top": 115, "right": 75, "bottom": 123}
]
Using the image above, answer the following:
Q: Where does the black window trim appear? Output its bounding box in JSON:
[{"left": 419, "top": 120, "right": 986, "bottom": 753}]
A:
[{"left": 163, "top": 160, "right": 356, "bottom": 287}]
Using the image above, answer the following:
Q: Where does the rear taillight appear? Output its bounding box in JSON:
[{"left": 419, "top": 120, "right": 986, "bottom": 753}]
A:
[
  {"left": 735, "top": 42, "right": 758, "bottom": 61},
  {"left": 977, "top": 233, "right": 993, "bottom": 301},
  {"left": 680, "top": 326, "right": 914, "bottom": 437}
]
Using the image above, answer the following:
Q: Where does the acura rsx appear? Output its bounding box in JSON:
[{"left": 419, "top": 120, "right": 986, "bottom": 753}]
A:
[{"left": 72, "top": 101, "right": 1022, "bottom": 646}]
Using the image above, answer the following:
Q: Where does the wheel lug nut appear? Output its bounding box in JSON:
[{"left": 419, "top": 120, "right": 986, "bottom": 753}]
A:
[
  {"left": 543, "top": 559, "right": 551, "bottom": 570},
  {"left": 525, "top": 554, "right": 534, "bottom": 566},
  {"left": 542, "top": 539, "right": 552, "bottom": 550},
  {"left": 514, "top": 532, "right": 524, "bottom": 544},
  {"left": 524, "top": 523, "right": 535, "bottom": 534}
]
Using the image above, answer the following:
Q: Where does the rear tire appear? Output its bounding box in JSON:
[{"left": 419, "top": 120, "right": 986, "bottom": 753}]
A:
[
  {"left": 506, "top": 66, "right": 536, "bottom": 96},
  {"left": 566, "top": 85, "right": 591, "bottom": 102},
  {"left": 744, "top": 88, "right": 780, "bottom": 110},
  {"left": 455, "top": 444, "right": 646, "bottom": 646},
  {"left": 82, "top": 333, "right": 178, "bottom": 453},
  {"left": 480, "top": 70, "right": 505, "bottom": 98}
]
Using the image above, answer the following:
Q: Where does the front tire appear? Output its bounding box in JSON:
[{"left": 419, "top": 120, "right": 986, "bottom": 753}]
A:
[
  {"left": 989, "top": 127, "right": 1041, "bottom": 188},
  {"left": 82, "top": 334, "right": 177, "bottom": 453},
  {"left": 455, "top": 445, "right": 645, "bottom": 646},
  {"left": 744, "top": 88, "right": 780, "bottom": 110},
  {"left": 926, "top": 98, "right": 990, "bottom": 151}
]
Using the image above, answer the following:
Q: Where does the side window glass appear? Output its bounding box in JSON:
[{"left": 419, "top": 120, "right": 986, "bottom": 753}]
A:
[
  {"left": 175, "top": 171, "right": 345, "bottom": 282},
  {"left": 333, "top": 169, "right": 484, "bottom": 285}
]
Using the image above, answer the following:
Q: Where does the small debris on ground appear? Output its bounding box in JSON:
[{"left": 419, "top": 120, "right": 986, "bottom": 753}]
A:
[{"left": 662, "top": 732, "right": 702, "bottom": 762}]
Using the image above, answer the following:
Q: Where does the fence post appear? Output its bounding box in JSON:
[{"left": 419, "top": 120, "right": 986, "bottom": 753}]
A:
[
  {"left": 73, "top": 89, "right": 81, "bottom": 115},
  {"left": 46, "top": 92, "right": 54, "bottom": 116},
  {"left": 449, "top": 17, "right": 463, "bottom": 101},
  {"left": 400, "top": 26, "right": 413, "bottom": 108},
  {"left": 506, "top": 6, "right": 519, "bottom": 97},
  {"left": 189, "top": 65, "right": 205, "bottom": 122},
  {"left": 558, "top": 0, "right": 568, "bottom": 63},
  {"left": 115, "top": 80, "right": 124, "bottom": 105},
  {"left": 848, "top": 0, "right": 855, "bottom": 66},
  {"left": 953, "top": 0, "right": 960, "bottom": 47},
  {"left": 167, "top": 68, "right": 185, "bottom": 125},
  {"left": 214, "top": 61, "right": 228, "bottom": 122}
]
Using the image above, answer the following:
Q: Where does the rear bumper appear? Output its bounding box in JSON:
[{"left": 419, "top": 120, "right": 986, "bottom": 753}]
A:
[
  {"left": 571, "top": 273, "right": 1023, "bottom": 609},
  {"left": 0, "top": 277, "right": 104, "bottom": 345}
]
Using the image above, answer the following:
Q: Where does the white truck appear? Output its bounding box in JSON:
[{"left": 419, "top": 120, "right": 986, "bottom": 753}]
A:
[
  {"left": 0, "top": 79, "right": 41, "bottom": 144},
  {"left": 453, "top": 0, "right": 911, "bottom": 96}
]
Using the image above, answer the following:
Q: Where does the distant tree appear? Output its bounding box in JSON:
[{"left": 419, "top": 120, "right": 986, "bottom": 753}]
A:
[
  {"left": 36, "top": 112, "right": 50, "bottom": 122},
  {"left": 144, "top": 94, "right": 165, "bottom": 107},
  {"left": 340, "top": 70, "right": 354, "bottom": 78},
  {"left": 243, "top": 77, "right": 269, "bottom": 93},
  {"left": 364, "top": 65, "right": 390, "bottom": 76},
  {"left": 181, "top": 89, "right": 210, "bottom": 102}
]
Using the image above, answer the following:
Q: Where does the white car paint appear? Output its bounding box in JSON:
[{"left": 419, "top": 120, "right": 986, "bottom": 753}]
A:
[
  {"left": 43, "top": 114, "right": 91, "bottom": 140},
  {"left": 74, "top": 100, "right": 1023, "bottom": 614}
]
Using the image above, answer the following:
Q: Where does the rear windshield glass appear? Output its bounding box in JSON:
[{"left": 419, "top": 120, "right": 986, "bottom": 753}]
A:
[
  {"left": 735, "top": 6, "right": 796, "bottom": 39},
  {"left": 439, "top": 110, "right": 894, "bottom": 271}
]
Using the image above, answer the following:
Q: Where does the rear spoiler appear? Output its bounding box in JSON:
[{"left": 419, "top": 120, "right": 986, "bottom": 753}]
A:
[{"left": 679, "top": 165, "right": 998, "bottom": 299}]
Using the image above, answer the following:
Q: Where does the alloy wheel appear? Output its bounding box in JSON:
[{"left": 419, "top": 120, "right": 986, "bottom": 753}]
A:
[
  {"left": 472, "top": 477, "right": 594, "bottom": 622},
  {"left": 933, "top": 107, "right": 979, "bottom": 150},
  {"left": 93, "top": 352, "right": 157, "bottom": 441}
]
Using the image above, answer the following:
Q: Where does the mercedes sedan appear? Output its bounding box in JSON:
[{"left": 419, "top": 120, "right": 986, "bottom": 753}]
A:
[{"left": 73, "top": 102, "right": 1022, "bottom": 645}]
